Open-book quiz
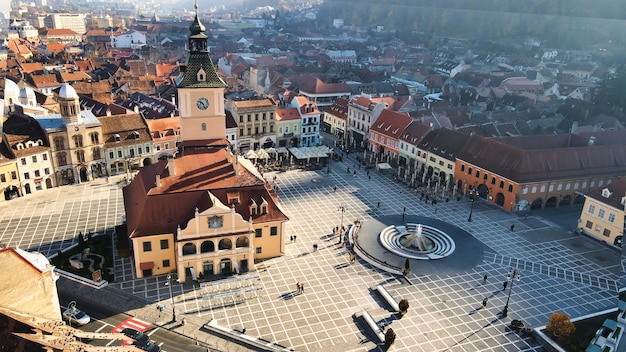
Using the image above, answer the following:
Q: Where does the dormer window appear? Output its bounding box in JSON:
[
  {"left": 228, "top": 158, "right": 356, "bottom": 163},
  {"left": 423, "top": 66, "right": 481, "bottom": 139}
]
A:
[
  {"left": 132, "top": 131, "right": 140, "bottom": 139},
  {"left": 621, "top": 195, "right": 626, "bottom": 207},
  {"left": 114, "top": 134, "right": 121, "bottom": 142},
  {"left": 197, "top": 67, "right": 206, "bottom": 82},
  {"left": 601, "top": 188, "right": 613, "bottom": 198},
  {"left": 260, "top": 198, "right": 268, "bottom": 214},
  {"left": 250, "top": 203, "right": 258, "bottom": 216},
  {"left": 227, "top": 191, "right": 240, "bottom": 205}
]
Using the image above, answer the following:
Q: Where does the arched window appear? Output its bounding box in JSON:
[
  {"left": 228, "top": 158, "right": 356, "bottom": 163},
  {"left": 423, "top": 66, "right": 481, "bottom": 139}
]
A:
[
  {"left": 182, "top": 243, "right": 196, "bottom": 255},
  {"left": 90, "top": 133, "right": 99, "bottom": 143},
  {"left": 57, "top": 152, "right": 67, "bottom": 166},
  {"left": 76, "top": 150, "right": 85, "bottom": 163},
  {"left": 92, "top": 148, "right": 101, "bottom": 160},
  {"left": 73, "top": 135, "right": 83, "bottom": 147},
  {"left": 235, "top": 236, "right": 249, "bottom": 248},
  {"left": 54, "top": 137, "right": 64, "bottom": 150},
  {"left": 218, "top": 238, "right": 232, "bottom": 250},
  {"left": 200, "top": 241, "right": 215, "bottom": 253}
]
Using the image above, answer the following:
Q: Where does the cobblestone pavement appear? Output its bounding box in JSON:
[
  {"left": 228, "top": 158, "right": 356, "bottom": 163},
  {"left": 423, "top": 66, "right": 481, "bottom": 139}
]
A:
[{"left": 2, "top": 159, "right": 622, "bottom": 352}]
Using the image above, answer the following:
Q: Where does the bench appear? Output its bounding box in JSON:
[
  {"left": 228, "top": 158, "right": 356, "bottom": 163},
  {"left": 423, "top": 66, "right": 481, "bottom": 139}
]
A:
[
  {"left": 361, "top": 311, "right": 385, "bottom": 343},
  {"left": 203, "top": 319, "right": 292, "bottom": 351},
  {"left": 376, "top": 285, "right": 399, "bottom": 312}
]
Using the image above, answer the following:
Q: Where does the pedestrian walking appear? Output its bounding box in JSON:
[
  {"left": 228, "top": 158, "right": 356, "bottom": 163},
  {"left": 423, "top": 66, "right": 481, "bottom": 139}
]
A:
[
  {"left": 502, "top": 280, "right": 508, "bottom": 291},
  {"left": 482, "top": 297, "right": 488, "bottom": 307},
  {"left": 332, "top": 227, "right": 336, "bottom": 235},
  {"left": 181, "top": 318, "right": 187, "bottom": 326},
  {"left": 349, "top": 254, "right": 353, "bottom": 263},
  {"left": 482, "top": 274, "right": 488, "bottom": 284},
  {"left": 293, "top": 235, "right": 297, "bottom": 242},
  {"left": 368, "top": 175, "right": 371, "bottom": 180},
  {"left": 510, "top": 224, "right": 515, "bottom": 231},
  {"left": 296, "top": 282, "right": 301, "bottom": 293},
  {"left": 301, "top": 282, "right": 305, "bottom": 293},
  {"left": 290, "top": 235, "right": 294, "bottom": 243},
  {"left": 333, "top": 185, "right": 337, "bottom": 192},
  {"left": 313, "top": 243, "right": 318, "bottom": 251},
  {"left": 377, "top": 201, "right": 380, "bottom": 208}
]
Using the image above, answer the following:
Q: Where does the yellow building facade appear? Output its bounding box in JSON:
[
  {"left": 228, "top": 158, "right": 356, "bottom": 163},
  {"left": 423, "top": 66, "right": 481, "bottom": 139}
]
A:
[{"left": 578, "top": 179, "right": 626, "bottom": 248}]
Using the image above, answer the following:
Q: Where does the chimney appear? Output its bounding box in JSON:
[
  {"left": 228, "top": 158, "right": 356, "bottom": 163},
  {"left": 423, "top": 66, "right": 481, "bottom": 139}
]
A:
[
  {"left": 134, "top": 105, "right": 139, "bottom": 113},
  {"left": 167, "top": 157, "right": 175, "bottom": 176},
  {"left": 106, "top": 109, "right": 111, "bottom": 116},
  {"left": 155, "top": 174, "right": 161, "bottom": 187},
  {"left": 171, "top": 94, "right": 176, "bottom": 106}
]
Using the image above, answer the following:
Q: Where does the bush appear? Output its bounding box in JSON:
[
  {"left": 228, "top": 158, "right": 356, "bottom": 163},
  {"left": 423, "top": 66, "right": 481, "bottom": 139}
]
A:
[{"left": 547, "top": 312, "right": 575, "bottom": 339}]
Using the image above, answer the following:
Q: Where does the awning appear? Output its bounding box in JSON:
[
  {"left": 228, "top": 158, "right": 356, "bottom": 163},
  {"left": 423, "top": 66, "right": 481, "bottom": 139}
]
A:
[{"left": 139, "top": 261, "right": 154, "bottom": 270}]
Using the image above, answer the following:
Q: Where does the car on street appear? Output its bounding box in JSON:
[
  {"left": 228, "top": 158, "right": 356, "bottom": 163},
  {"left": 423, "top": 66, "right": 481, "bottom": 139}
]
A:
[
  {"left": 132, "top": 340, "right": 161, "bottom": 352},
  {"left": 62, "top": 306, "right": 90, "bottom": 325},
  {"left": 121, "top": 327, "right": 150, "bottom": 345}
]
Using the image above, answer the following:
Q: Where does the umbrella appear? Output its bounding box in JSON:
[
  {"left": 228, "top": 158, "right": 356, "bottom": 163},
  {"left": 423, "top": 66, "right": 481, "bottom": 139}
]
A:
[
  {"left": 256, "top": 149, "right": 270, "bottom": 159},
  {"left": 244, "top": 150, "right": 258, "bottom": 159},
  {"left": 266, "top": 147, "right": 277, "bottom": 155}
]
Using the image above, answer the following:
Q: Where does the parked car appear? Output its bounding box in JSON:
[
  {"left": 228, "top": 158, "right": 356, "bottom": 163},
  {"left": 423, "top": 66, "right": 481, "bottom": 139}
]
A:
[
  {"left": 62, "top": 306, "right": 90, "bottom": 325},
  {"left": 132, "top": 340, "right": 161, "bottom": 352},
  {"left": 121, "top": 327, "right": 150, "bottom": 345}
]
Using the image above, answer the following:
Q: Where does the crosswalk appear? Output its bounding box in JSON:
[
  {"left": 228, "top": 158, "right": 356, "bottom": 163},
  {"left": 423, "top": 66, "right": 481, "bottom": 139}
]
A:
[
  {"left": 111, "top": 317, "right": 152, "bottom": 333},
  {"left": 112, "top": 317, "right": 153, "bottom": 346}
]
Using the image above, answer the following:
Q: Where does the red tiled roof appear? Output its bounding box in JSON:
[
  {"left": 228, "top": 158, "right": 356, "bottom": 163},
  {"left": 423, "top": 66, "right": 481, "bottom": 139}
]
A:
[
  {"left": 123, "top": 150, "right": 289, "bottom": 238},
  {"left": 370, "top": 110, "right": 412, "bottom": 138},
  {"left": 276, "top": 108, "right": 301, "bottom": 121}
]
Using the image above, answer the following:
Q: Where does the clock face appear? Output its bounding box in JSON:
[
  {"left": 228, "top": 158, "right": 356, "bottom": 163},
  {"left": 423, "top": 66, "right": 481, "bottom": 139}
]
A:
[
  {"left": 208, "top": 215, "right": 223, "bottom": 228},
  {"left": 196, "top": 97, "right": 209, "bottom": 110}
]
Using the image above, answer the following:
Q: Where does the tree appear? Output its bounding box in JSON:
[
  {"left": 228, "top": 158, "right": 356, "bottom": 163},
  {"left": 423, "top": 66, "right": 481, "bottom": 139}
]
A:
[{"left": 546, "top": 312, "right": 575, "bottom": 339}]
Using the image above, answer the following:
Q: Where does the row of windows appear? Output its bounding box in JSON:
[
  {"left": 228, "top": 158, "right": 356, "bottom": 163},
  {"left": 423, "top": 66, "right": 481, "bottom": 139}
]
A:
[
  {"left": 585, "top": 220, "right": 612, "bottom": 237},
  {"left": 239, "top": 125, "right": 276, "bottom": 137},
  {"left": 107, "top": 146, "right": 151, "bottom": 160},
  {"left": 20, "top": 153, "right": 48, "bottom": 165},
  {"left": 0, "top": 172, "right": 18, "bottom": 183},
  {"left": 238, "top": 112, "right": 275, "bottom": 123},
  {"left": 23, "top": 168, "right": 51, "bottom": 180},
  {"left": 56, "top": 148, "right": 102, "bottom": 165},
  {"left": 461, "top": 165, "right": 515, "bottom": 192},
  {"left": 521, "top": 180, "right": 605, "bottom": 195},
  {"left": 587, "top": 204, "right": 617, "bottom": 223},
  {"left": 53, "top": 133, "right": 100, "bottom": 150},
  {"left": 255, "top": 226, "right": 278, "bottom": 237}
]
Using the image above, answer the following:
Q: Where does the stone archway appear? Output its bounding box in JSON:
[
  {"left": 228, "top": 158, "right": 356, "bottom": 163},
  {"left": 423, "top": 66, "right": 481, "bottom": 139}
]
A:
[
  {"left": 495, "top": 193, "right": 505, "bottom": 207},
  {"left": 530, "top": 198, "right": 543, "bottom": 210},
  {"left": 545, "top": 196, "right": 558, "bottom": 208},
  {"left": 79, "top": 167, "right": 88, "bottom": 182}
]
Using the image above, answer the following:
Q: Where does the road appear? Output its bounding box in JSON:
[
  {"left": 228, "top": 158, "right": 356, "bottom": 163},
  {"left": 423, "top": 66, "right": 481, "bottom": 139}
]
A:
[{"left": 58, "top": 293, "right": 209, "bottom": 352}]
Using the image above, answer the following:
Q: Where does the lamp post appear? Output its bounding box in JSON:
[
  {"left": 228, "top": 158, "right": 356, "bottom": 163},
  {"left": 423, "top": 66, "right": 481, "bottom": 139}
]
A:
[
  {"left": 338, "top": 206, "right": 346, "bottom": 244},
  {"left": 502, "top": 268, "right": 521, "bottom": 318},
  {"left": 166, "top": 273, "right": 176, "bottom": 322},
  {"left": 467, "top": 189, "right": 477, "bottom": 222}
]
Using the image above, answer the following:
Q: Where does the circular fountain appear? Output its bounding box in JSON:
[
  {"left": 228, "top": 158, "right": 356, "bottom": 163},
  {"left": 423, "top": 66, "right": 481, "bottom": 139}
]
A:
[{"left": 379, "top": 223, "right": 456, "bottom": 260}]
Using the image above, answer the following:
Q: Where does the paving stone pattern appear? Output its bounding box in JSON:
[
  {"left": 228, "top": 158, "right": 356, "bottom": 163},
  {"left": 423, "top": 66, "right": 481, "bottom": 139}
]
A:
[{"left": 0, "top": 163, "right": 621, "bottom": 351}]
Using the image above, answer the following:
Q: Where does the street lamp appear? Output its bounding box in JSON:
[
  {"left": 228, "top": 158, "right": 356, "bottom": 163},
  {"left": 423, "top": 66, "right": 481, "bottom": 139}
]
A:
[
  {"left": 338, "top": 206, "right": 346, "bottom": 244},
  {"left": 502, "top": 268, "right": 521, "bottom": 318},
  {"left": 467, "top": 189, "right": 477, "bottom": 222},
  {"left": 166, "top": 273, "right": 176, "bottom": 322}
]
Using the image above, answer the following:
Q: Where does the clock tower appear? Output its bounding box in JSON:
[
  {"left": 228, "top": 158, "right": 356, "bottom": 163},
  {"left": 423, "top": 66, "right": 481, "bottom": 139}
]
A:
[{"left": 177, "top": 3, "right": 227, "bottom": 148}]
